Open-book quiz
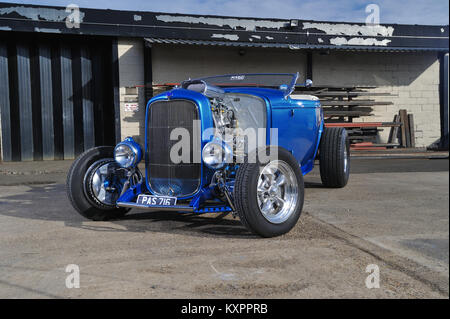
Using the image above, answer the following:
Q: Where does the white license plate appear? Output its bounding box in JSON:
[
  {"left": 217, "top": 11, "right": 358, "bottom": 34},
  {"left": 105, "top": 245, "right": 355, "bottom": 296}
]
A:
[{"left": 136, "top": 195, "right": 177, "bottom": 207}]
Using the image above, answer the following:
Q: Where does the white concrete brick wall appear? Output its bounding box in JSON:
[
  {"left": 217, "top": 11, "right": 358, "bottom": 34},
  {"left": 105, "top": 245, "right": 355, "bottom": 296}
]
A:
[
  {"left": 313, "top": 51, "right": 441, "bottom": 147},
  {"left": 152, "top": 44, "right": 307, "bottom": 84},
  {"left": 118, "top": 38, "right": 146, "bottom": 144}
]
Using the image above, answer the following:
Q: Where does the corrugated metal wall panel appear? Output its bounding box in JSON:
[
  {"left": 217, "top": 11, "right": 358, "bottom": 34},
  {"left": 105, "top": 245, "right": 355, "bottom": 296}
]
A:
[
  {"left": 0, "top": 43, "right": 11, "bottom": 161},
  {"left": 39, "top": 45, "right": 54, "bottom": 160},
  {"left": 0, "top": 34, "right": 117, "bottom": 161},
  {"left": 16, "top": 43, "right": 33, "bottom": 161},
  {"left": 442, "top": 54, "right": 449, "bottom": 149},
  {"left": 7, "top": 42, "right": 21, "bottom": 161},
  {"left": 91, "top": 49, "right": 105, "bottom": 146},
  {"left": 81, "top": 47, "right": 95, "bottom": 151},
  {"left": 50, "top": 43, "right": 64, "bottom": 160},
  {"left": 29, "top": 44, "right": 43, "bottom": 161},
  {"left": 60, "top": 45, "right": 74, "bottom": 159}
]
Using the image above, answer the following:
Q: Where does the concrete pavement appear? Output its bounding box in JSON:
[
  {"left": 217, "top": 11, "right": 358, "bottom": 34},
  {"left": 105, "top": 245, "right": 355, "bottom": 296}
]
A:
[{"left": 0, "top": 158, "right": 448, "bottom": 298}]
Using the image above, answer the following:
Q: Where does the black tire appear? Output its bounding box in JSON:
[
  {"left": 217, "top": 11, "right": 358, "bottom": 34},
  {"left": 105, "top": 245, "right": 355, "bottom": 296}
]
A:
[
  {"left": 234, "top": 146, "right": 304, "bottom": 238},
  {"left": 66, "top": 146, "right": 129, "bottom": 221},
  {"left": 319, "top": 127, "right": 350, "bottom": 188}
]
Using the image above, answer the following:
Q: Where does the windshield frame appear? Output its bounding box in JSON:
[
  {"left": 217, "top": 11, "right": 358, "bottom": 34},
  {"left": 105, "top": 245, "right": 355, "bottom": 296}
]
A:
[{"left": 183, "top": 72, "right": 299, "bottom": 97}]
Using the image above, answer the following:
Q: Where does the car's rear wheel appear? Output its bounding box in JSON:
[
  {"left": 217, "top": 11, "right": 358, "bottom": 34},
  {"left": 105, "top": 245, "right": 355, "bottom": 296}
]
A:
[
  {"left": 234, "top": 146, "right": 304, "bottom": 237},
  {"left": 319, "top": 127, "right": 350, "bottom": 188},
  {"left": 66, "top": 146, "right": 129, "bottom": 221}
]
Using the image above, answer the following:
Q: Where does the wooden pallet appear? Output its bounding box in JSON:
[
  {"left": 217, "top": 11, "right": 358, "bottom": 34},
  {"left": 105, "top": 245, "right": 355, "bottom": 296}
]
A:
[
  {"left": 388, "top": 110, "right": 415, "bottom": 148},
  {"left": 297, "top": 86, "right": 406, "bottom": 149}
]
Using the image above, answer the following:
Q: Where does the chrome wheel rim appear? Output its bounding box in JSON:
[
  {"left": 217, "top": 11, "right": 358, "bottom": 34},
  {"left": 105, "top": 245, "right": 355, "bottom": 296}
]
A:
[
  {"left": 87, "top": 160, "right": 124, "bottom": 206},
  {"left": 256, "top": 160, "right": 298, "bottom": 224}
]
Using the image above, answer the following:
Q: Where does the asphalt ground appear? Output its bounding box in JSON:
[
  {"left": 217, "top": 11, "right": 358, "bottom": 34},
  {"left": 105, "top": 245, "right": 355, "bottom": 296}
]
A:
[{"left": 0, "top": 158, "right": 448, "bottom": 298}]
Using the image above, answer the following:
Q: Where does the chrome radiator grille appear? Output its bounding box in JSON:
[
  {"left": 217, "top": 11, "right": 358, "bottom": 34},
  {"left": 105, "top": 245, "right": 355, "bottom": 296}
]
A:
[{"left": 146, "top": 100, "right": 201, "bottom": 197}]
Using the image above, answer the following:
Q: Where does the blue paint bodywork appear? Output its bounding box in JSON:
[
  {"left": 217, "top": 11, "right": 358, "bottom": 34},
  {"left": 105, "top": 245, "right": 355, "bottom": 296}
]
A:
[{"left": 116, "top": 85, "right": 323, "bottom": 213}]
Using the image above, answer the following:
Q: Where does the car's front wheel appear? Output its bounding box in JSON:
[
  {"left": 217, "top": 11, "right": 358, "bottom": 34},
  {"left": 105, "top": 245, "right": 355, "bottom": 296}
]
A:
[
  {"left": 234, "top": 147, "right": 304, "bottom": 237},
  {"left": 66, "top": 146, "right": 129, "bottom": 221}
]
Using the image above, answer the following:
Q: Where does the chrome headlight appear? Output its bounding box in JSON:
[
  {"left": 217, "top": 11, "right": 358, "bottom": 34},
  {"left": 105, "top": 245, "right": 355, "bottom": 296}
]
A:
[
  {"left": 114, "top": 137, "right": 141, "bottom": 168},
  {"left": 202, "top": 139, "right": 233, "bottom": 169}
]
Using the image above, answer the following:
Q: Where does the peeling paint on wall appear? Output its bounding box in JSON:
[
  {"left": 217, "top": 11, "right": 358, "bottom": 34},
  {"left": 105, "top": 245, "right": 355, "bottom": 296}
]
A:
[
  {"left": 330, "top": 37, "right": 391, "bottom": 46},
  {"left": 318, "top": 38, "right": 323, "bottom": 43},
  {"left": 211, "top": 33, "right": 239, "bottom": 41},
  {"left": 134, "top": 15, "right": 142, "bottom": 21},
  {"left": 155, "top": 14, "right": 285, "bottom": 31},
  {"left": 251, "top": 35, "right": 261, "bottom": 39},
  {"left": 0, "top": 26, "right": 12, "bottom": 31},
  {"left": 266, "top": 36, "right": 274, "bottom": 40},
  {"left": 303, "top": 22, "right": 394, "bottom": 37},
  {"left": 0, "top": 5, "right": 85, "bottom": 22}
]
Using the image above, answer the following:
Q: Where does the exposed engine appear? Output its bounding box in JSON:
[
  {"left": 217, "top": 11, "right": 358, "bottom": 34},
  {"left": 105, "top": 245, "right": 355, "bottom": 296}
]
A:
[
  {"left": 210, "top": 98, "right": 236, "bottom": 134},
  {"left": 210, "top": 97, "right": 246, "bottom": 160},
  {"left": 183, "top": 80, "right": 267, "bottom": 160}
]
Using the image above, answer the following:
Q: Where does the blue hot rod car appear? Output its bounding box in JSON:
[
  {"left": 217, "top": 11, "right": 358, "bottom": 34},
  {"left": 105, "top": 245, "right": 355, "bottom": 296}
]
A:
[{"left": 67, "top": 73, "right": 350, "bottom": 237}]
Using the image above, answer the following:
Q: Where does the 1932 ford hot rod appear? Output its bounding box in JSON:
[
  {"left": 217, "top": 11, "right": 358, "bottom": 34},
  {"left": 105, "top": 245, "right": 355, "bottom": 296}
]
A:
[{"left": 67, "top": 73, "right": 350, "bottom": 237}]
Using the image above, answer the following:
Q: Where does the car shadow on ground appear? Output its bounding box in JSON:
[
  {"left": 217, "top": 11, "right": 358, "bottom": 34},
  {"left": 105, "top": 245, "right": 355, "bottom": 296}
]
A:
[
  {"left": 0, "top": 177, "right": 331, "bottom": 239},
  {"left": 118, "top": 210, "right": 256, "bottom": 238},
  {"left": 0, "top": 183, "right": 257, "bottom": 239},
  {"left": 304, "top": 181, "right": 324, "bottom": 188},
  {"left": 2, "top": 158, "right": 448, "bottom": 240}
]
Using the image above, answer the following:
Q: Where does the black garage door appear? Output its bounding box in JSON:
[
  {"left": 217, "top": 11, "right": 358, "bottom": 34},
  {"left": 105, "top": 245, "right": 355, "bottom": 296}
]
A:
[{"left": 0, "top": 32, "right": 119, "bottom": 161}]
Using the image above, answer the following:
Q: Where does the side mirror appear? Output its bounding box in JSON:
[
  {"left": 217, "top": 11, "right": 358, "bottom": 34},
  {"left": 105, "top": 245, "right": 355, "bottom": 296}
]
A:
[{"left": 305, "top": 79, "right": 313, "bottom": 87}]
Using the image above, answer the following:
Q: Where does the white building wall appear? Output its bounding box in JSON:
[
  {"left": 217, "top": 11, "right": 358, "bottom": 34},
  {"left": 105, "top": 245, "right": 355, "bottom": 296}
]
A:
[
  {"left": 118, "top": 38, "right": 146, "bottom": 144},
  {"left": 151, "top": 44, "right": 307, "bottom": 84},
  {"left": 118, "top": 41, "right": 441, "bottom": 148}
]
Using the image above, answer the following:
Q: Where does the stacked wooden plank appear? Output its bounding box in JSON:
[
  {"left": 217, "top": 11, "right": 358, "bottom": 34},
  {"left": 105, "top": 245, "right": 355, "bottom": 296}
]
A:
[
  {"left": 325, "top": 122, "right": 402, "bottom": 149},
  {"left": 296, "top": 86, "right": 404, "bottom": 149},
  {"left": 387, "top": 110, "right": 415, "bottom": 148},
  {"left": 308, "top": 88, "right": 390, "bottom": 116},
  {"left": 301, "top": 86, "right": 394, "bottom": 123}
]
